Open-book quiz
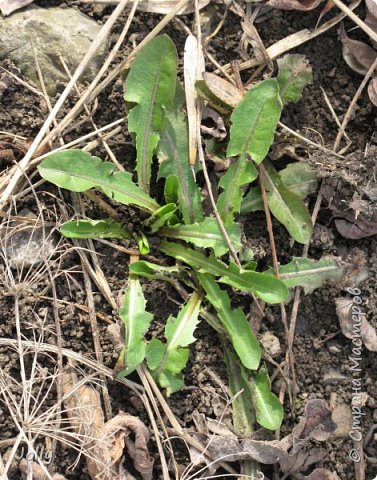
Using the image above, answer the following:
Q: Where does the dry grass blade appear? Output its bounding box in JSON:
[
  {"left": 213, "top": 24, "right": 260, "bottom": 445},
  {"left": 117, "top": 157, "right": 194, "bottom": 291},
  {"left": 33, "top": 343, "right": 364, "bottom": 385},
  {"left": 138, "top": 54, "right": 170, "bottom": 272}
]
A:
[
  {"left": 222, "top": 0, "right": 361, "bottom": 73},
  {"left": 36, "top": 0, "right": 191, "bottom": 160},
  {"left": 334, "top": 55, "right": 377, "bottom": 151},
  {"left": 332, "top": 0, "right": 377, "bottom": 44},
  {"left": 79, "top": 0, "right": 209, "bottom": 14},
  {"left": 0, "top": 0, "right": 131, "bottom": 209},
  {"left": 184, "top": 34, "right": 205, "bottom": 166}
]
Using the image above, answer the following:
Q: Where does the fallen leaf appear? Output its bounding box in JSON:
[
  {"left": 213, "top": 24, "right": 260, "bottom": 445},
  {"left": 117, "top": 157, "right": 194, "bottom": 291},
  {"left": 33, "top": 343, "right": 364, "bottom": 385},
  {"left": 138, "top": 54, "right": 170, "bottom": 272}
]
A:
[
  {"left": 19, "top": 460, "right": 67, "bottom": 480},
  {"left": 293, "top": 399, "right": 337, "bottom": 444},
  {"left": 190, "top": 432, "right": 289, "bottom": 466},
  {"left": 368, "top": 76, "right": 377, "bottom": 106},
  {"left": 62, "top": 368, "right": 105, "bottom": 443},
  {"left": 366, "top": 0, "right": 377, "bottom": 20},
  {"left": 335, "top": 212, "right": 377, "bottom": 239},
  {"left": 335, "top": 297, "right": 377, "bottom": 352},
  {"left": 240, "top": 17, "right": 271, "bottom": 65},
  {"left": 266, "top": 0, "right": 324, "bottom": 11},
  {"left": 304, "top": 468, "right": 341, "bottom": 479},
  {"left": 0, "top": 0, "right": 33, "bottom": 15},
  {"left": 339, "top": 23, "right": 377, "bottom": 75},
  {"left": 280, "top": 448, "right": 327, "bottom": 477},
  {"left": 87, "top": 413, "right": 154, "bottom": 480},
  {"left": 316, "top": 0, "right": 335, "bottom": 26},
  {"left": 63, "top": 369, "right": 153, "bottom": 479},
  {"left": 340, "top": 248, "right": 369, "bottom": 288},
  {"left": 200, "top": 72, "right": 243, "bottom": 110}
]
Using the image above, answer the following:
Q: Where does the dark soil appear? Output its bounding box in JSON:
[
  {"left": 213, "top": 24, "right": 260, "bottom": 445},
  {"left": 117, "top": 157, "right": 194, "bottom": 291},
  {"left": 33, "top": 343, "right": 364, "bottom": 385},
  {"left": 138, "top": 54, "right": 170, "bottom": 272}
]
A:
[{"left": 0, "top": 1, "right": 376, "bottom": 479}]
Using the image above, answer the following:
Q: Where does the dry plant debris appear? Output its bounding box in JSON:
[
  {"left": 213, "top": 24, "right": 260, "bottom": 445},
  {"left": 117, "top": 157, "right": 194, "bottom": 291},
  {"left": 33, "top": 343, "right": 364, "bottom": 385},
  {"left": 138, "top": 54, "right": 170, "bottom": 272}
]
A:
[
  {"left": 335, "top": 297, "right": 377, "bottom": 351},
  {"left": 339, "top": 1, "right": 377, "bottom": 106}
]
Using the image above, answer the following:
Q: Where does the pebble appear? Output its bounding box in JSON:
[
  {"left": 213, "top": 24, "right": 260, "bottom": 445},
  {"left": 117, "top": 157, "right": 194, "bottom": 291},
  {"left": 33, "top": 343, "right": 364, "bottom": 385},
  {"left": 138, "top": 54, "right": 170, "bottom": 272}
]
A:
[{"left": 0, "top": 6, "right": 109, "bottom": 95}]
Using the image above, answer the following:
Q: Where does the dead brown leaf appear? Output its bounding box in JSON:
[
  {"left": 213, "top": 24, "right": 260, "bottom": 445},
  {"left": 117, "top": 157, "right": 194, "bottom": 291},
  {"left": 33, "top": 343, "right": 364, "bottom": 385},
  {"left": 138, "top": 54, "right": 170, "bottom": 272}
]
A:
[
  {"left": 266, "top": 0, "right": 324, "bottom": 11},
  {"left": 335, "top": 212, "right": 377, "bottom": 239},
  {"left": 366, "top": 0, "right": 377, "bottom": 17},
  {"left": 339, "top": 23, "right": 377, "bottom": 75},
  {"left": 86, "top": 413, "right": 153, "bottom": 480},
  {"left": 280, "top": 448, "right": 327, "bottom": 478},
  {"left": 335, "top": 297, "right": 377, "bottom": 352},
  {"left": 62, "top": 368, "right": 105, "bottom": 443},
  {"left": 202, "top": 72, "right": 243, "bottom": 110},
  {"left": 304, "top": 468, "right": 341, "bottom": 479},
  {"left": 293, "top": 399, "right": 337, "bottom": 444},
  {"left": 367, "top": 75, "right": 377, "bottom": 106},
  {"left": 240, "top": 17, "right": 271, "bottom": 66},
  {"left": 0, "top": 0, "right": 33, "bottom": 15},
  {"left": 189, "top": 432, "right": 289, "bottom": 466},
  {"left": 340, "top": 248, "right": 369, "bottom": 289},
  {"left": 19, "top": 460, "right": 67, "bottom": 479}
]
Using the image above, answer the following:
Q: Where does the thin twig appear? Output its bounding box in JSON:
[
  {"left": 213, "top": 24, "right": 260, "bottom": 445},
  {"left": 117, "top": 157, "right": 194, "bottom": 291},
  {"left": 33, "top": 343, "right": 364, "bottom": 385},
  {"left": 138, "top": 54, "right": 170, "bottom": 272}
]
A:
[
  {"left": 333, "top": 55, "right": 377, "bottom": 151},
  {"left": 258, "top": 164, "right": 295, "bottom": 407},
  {"left": 332, "top": 0, "right": 377, "bottom": 44},
  {"left": 221, "top": 0, "right": 361, "bottom": 73}
]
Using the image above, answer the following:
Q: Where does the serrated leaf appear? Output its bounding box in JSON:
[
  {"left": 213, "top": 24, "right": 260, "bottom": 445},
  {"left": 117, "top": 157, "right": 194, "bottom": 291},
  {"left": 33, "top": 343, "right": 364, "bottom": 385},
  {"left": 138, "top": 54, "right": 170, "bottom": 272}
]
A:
[
  {"left": 119, "top": 273, "right": 154, "bottom": 375},
  {"left": 38, "top": 150, "right": 159, "bottom": 213},
  {"left": 227, "top": 79, "right": 282, "bottom": 165},
  {"left": 130, "top": 260, "right": 182, "bottom": 279},
  {"left": 263, "top": 164, "right": 312, "bottom": 244},
  {"left": 159, "top": 241, "right": 288, "bottom": 304},
  {"left": 137, "top": 232, "right": 150, "bottom": 255},
  {"left": 245, "top": 367, "right": 284, "bottom": 430},
  {"left": 224, "top": 350, "right": 255, "bottom": 435},
  {"left": 60, "top": 218, "right": 131, "bottom": 239},
  {"left": 198, "top": 273, "right": 261, "bottom": 370},
  {"left": 277, "top": 54, "right": 312, "bottom": 104},
  {"left": 143, "top": 203, "right": 177, "bottom": 233},
  {"left": 241, "top": 163, "right": 317, "bottom": 215},
  {"left": 271, "top": 257, "right": 344, "bottom": 294},
  {"left": 240, "top": 187, "right": 264, "bottom": 214},
  {"left": 124, "top": 35, "right": 178, "bottom": 193},
  {"left": 158, "top": 108, "right": 203, "bottom": 224},
  {"left": 164, "top": 175, "right": 179, "bottom": 205},
  {"left": 165, "top": 291, "right": 201, "bottom": 350},
  {"left": 146, "top": 338, "right": 165, "bottom": 370},
  {"left": 217, "top": 158, "right": 258, "bottom": 224},
  {"left": 158, "top": 370, "right": 185, "bottom": 396},
  {"left": 278, "top": 162, "right": 317, "bottom": 198},
  {"left": 146, "top": 292, "right": 201, "bottom": 395},
  {"left": 160, "top": 217, "right": 241, "bottom": 257}
]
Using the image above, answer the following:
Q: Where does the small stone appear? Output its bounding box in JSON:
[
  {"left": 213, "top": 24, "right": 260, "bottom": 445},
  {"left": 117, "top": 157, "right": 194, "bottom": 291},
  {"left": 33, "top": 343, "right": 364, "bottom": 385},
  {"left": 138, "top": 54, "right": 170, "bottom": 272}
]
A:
[
  {"left": 259, "top": 331, "right": 281, "bottom": 357},
  {"left": 332, "top": 404, "right": 353, "bottom": 438},
  {"left": 0, "top": 6, "right": 109, "bottom": 95},
  {"left": 0, "top": 209, "right": 56, "bottom": 268},
  {"left": 323, "top": 369, "right": 348, "bottom": 384},
  {"left": 373, "top": 409, "right": 377, "bottom": 422},
  {"left": 327, "top": 343, "right": 342, "bottom": 354}
]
